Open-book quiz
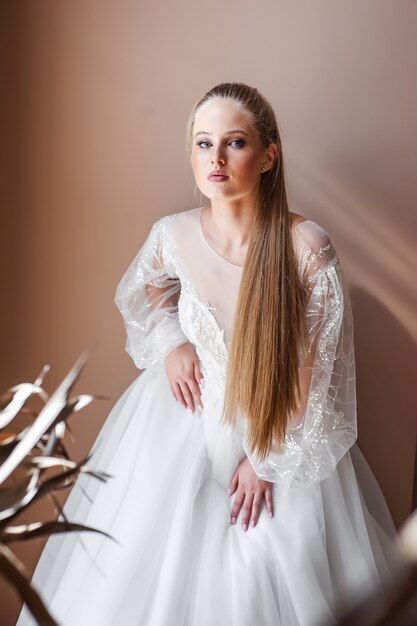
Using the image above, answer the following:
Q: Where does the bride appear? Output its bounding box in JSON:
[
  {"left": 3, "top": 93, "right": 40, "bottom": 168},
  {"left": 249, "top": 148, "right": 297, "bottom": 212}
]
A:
[{"left": 16, "top": 81, "right": 406, "bottom": 626}]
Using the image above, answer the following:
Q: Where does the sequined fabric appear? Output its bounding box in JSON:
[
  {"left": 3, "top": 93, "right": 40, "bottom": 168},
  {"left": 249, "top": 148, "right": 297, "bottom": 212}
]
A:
[
  {"left": 114, "top": 207, "right": 357, "bottom": 488},
  {"left": 15, "top": 207, "right": 403, "bottom": 626},
  {"left": 114, "top": 216, "right": 190, "bottom": 369},
  {"left": 244, "top": 240, "right": 357, "bottom": 487}
]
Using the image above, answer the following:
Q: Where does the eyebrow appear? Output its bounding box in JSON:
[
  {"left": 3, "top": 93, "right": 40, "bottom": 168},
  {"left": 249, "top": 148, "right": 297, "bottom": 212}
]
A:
[{"left": 194, "top": 129, "right": 249, "bottom": 138}]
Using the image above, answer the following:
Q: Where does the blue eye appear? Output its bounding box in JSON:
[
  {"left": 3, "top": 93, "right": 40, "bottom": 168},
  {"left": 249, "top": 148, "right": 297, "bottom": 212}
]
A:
[{"left": 196, "top": 139, "right": 246, "bottom": 149}]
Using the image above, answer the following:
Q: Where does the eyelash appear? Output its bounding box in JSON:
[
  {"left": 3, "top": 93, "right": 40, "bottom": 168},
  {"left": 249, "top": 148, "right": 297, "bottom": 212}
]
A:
[{"left": 196, "top": 139, "right": 246, "bottom": 149}]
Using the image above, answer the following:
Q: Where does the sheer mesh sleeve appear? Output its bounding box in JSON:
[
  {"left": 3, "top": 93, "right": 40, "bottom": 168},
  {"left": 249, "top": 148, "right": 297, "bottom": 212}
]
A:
[
  {"left": 114, "top": 216, "right": 189, "bottom": 369},
  {"left": 243, "top": 238, "right": 357, "bottom": 488}
]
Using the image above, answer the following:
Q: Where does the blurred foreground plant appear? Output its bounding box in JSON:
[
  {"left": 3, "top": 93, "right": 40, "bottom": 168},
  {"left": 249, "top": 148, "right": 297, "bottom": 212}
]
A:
[{"left": 0, "top": 351, "right": 117, "bottom": 626}]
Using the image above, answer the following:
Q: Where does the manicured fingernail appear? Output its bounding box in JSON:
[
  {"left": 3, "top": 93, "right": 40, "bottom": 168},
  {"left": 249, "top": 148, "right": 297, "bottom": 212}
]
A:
[
  {"left": 269, "top": 511, "right": 273, "bottom": 518},
  {"left": 231, "top": 517, "right": 236, "bottom": 524},
  {"left": 228, "top": 488, "right": 231, "bottom": 496},
  {"left": 250, "top": 520, "right": 255, "bottom": 527},
  {"left": 199, "top": 403, "right": 203, "bottom": 410},
  {"left": 242, "top": 524, "right": 248, "bottom": 532}
]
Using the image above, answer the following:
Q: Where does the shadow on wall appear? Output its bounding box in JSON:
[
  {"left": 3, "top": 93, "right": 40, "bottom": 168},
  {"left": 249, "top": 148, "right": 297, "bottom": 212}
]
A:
[
  {"left": 290, "top": 148, "right": 416, "bottom": 343},
  {"left": 350, "top": 285, "right": 417, "bottom": 529}
]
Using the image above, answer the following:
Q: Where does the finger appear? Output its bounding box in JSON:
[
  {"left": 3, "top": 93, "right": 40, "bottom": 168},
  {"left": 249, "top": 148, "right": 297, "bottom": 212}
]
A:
[
  {"left": 264, "top": 485, "right": 274, "bottom": 518},
  {"left": 241, "top": 493, "right": 254, "bottom": 532},
  {"left": 169, "top": 383, "right": 177, "bottom": 401},
  {"left": 230, "top": 490, "right": 245, "bottom": 525},
  {"left": 194, "top": 362, "right": 205, "bottom": 389},
  {"left": 229, "top": 470, "right": 239, "bottom": 496},
  {"left": 172, "top": 381, "right": 186, "bottom": 407},
  {"left": 178, "top": 381, "right": 195, "bottom": 412},
  {"left": 249, "top": 492, "right": 263, "bottom": 528},
  {"left": 187, "top": 373, "right": 203, "bottom": 411}
]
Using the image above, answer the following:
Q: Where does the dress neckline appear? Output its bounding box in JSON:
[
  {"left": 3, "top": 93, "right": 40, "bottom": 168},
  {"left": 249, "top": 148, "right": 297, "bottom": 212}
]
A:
[
  {"left": 197, "top": 206, "right": 311, "bottom": 269},
  {"left": 198, "top": 207, "right": 244, "bottom": 269}
]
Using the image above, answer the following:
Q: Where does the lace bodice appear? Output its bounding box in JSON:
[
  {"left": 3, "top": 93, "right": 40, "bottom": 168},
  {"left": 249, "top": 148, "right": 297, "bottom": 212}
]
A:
[{"left": 114, "top": 207, "right": 357, "bottom": 488}]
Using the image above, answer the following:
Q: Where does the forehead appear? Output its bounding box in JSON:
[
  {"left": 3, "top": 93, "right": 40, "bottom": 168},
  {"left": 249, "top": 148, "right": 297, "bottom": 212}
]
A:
[{"left": 194, "top": 98, "right": 254, "bottom": 134}]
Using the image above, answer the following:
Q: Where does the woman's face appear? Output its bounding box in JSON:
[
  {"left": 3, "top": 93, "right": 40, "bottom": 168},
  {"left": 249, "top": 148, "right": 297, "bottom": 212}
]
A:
[{"left": 190, "top": 98, "right": 274, "bottom": 203}]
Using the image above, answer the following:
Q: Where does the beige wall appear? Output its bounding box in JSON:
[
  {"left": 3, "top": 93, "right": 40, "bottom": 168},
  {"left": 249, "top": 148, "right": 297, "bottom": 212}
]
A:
[{"left": 1, "top": 1, "right": 416, "bottom": 622}]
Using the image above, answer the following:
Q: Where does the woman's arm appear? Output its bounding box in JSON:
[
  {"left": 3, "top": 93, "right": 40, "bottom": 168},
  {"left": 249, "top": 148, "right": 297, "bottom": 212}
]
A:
[
  {"left": 114, "top": 215, "right": 204, "bottom": 410},
  {"left": 243, "top": 237, "right": 357, "bottom": 488},
  {"left": 114, "top": 216, "right": 189, "bottom": 369}
]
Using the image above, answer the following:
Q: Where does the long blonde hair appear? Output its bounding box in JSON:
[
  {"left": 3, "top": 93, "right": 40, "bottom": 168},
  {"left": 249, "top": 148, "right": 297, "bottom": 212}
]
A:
[{"left": 186, "top": 82, "right": 310, "bottom": 461}]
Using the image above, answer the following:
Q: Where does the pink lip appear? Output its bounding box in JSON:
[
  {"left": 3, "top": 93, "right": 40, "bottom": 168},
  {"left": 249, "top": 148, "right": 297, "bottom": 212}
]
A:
[{"left": 208, "top": 171, "right": 229, "bottom": 181}]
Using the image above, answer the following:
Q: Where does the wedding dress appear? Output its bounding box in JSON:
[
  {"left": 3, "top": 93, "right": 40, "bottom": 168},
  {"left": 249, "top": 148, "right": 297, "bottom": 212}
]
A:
[{"left": 16, "top": 206, "right": 405, "bottom": 626}]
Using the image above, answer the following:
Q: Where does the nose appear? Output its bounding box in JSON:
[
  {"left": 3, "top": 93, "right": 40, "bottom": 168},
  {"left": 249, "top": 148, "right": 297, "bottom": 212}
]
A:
[{"left": 211, "top": 145, "right": 226, "bottom": 166}]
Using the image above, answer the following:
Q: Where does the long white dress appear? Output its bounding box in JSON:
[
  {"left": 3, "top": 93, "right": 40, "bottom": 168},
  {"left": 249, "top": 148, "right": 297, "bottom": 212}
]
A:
[{"left": 16, "top": 206, "right": 406, "bottom": 626}]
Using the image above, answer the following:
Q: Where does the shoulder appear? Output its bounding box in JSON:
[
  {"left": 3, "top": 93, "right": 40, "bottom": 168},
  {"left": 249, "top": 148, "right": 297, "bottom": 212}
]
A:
[
  {"left": 290, "top": 213, "right": 341, "bottom": 283},
  {"left": 290, "top": 212, "right": 332, "bottom": 254},
  {"left": 151, "top": 207, "right": 198, "bottom": 231}
]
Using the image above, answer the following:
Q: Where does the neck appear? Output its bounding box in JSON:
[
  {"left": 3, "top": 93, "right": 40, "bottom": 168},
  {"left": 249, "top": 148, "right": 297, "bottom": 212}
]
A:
[{"left": 206, "top": 201, "right": 256, "bottom": 248}]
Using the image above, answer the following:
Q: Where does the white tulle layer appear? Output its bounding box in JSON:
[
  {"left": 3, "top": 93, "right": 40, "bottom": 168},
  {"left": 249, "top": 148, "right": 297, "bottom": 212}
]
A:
[{"left": 16, "top": 365, "right": 404, "bottom": 626}]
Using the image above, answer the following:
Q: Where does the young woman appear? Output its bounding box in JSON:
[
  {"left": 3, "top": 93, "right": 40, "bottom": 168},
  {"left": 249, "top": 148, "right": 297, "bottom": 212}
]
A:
[{"left": 17, "top": 82, "right": 405, "bottom": 626}]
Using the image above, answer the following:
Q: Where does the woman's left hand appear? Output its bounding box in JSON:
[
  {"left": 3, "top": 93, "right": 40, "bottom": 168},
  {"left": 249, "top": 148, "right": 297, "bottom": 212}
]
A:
[{"left": 229, "top": 457, "right": 274, "bottom": 531}]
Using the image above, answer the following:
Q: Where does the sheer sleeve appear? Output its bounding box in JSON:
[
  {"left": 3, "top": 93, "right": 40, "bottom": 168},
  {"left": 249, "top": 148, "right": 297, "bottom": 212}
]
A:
[
  {"left": 243, "top": 237, "right": 357, "bottom": 488},
  {"left": 114, "top": 216, "right": 189, "bottom": 369}
]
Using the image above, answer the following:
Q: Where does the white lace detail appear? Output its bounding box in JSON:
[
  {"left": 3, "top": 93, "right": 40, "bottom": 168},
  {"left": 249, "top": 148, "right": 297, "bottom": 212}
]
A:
[
  {"left": 243, "top": 240, "right": 357, "bottom": 487},
  {"left": 115, "top": 211, "right": 357, "bottom": 488},
  {"left": 163, "top": 215, "right": 228, "bottom": 411},
  {"left": 114, "top": 215, "right": 189, "bottom": 369}
]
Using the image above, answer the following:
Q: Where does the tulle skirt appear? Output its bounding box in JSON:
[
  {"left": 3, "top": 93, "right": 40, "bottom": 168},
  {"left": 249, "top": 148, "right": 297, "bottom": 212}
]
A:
[{"left": 16, "top": 364, "right": 406, "bottom": 626}]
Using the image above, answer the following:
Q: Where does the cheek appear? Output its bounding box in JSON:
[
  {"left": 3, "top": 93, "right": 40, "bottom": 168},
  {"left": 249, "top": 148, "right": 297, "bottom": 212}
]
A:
[
  {"left": 237, "top": 152, "right": 260, "bottom": 177},
  {"left": 191, "top": 151, "right": 208, "bottom": 174}
]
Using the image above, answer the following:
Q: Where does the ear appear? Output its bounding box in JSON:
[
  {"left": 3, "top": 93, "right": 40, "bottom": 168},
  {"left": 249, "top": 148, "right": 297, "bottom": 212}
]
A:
[{"left": 264, "top": 142, "right": 279, "bottom": 169}]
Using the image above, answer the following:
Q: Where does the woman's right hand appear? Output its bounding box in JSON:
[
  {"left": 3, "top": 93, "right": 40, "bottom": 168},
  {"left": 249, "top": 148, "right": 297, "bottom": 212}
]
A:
[{"left": 164, "top": 342, "right": 204, "bottom": 412}]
